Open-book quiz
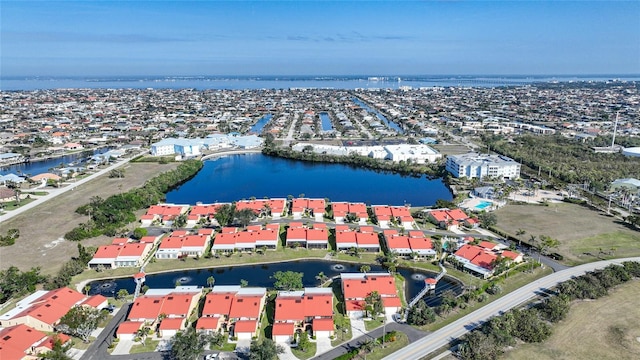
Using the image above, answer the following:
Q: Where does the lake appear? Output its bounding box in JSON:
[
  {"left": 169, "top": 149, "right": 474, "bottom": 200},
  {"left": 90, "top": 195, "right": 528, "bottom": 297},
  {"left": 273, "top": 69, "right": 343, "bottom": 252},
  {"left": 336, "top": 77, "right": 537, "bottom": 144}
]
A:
[
  {"left": 89, "top": 259, "right": 462, "bottom": 306},
  {"left": 165, "top": 153, "right": 452, "bottom": 206}
]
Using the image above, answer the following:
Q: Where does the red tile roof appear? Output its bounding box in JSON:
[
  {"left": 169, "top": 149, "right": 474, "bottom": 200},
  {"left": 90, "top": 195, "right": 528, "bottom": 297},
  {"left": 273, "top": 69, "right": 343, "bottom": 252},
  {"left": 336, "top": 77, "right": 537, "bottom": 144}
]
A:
[
  {"left": 0, "top": 324, "right": 47, "bottom": 359},
  {"left": 195, "top": 317, "right": 220, "bottom": 331},
  {"left": 386, "top": 235, "right": 411, "bottom": 250},
  {"left": 229, "top": 296, "right": 263, "bottom": 319},
  {"left": 116, "top": 321, "right": 144, "bottom": 336},
  {"left": 408, "top": 237, "right": 433, "bottom": 250},
  {"left": 202, "top": 293, "right": 234, "bottom": 317},
  {"left": 234, "top": 320, "right": 258, "bottom": 333},
  {"left": 342, "top": 274, "right": 398, "bottom": 301},
  {"left": 356, "top": 232, "right": 379, "bottom": 246},
  {"left": 272, "top": 322, "right": 295, "bottom": 336},
  {"left": 93, "top": 245, "right": 121, "bottom": 259},
  {"left": 313, "top": 318, "right": 334, "bottom": 331},
  {"left": 159, "top": 318, "right": 185, "bottom": 331}
]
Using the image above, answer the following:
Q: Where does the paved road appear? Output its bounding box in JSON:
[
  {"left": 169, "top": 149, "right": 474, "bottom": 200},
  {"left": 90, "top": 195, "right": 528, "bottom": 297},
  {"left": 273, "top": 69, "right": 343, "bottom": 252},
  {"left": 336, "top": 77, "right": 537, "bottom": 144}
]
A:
[
  {"left": 0, "top": 151, "right": 146, "bottom": 224},
  {"left": 82, "top": 303, "right": 132, "bottom": 360},
  {"left": 311, "top": 322, "right": 428, "bottom": 360},
  {"left": 382, "top": 256, "right": 640, "bottom": 360}
]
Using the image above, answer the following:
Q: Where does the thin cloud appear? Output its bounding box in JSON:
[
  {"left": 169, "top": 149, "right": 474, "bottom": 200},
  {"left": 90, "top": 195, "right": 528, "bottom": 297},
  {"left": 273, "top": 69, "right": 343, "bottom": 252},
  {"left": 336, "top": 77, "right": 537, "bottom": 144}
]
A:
[
  {"left": 284, "top": 31, "right": 414, "bottom": 43},
  {"left": 3, "top": 31, "right": 190, "bottom": 43}
]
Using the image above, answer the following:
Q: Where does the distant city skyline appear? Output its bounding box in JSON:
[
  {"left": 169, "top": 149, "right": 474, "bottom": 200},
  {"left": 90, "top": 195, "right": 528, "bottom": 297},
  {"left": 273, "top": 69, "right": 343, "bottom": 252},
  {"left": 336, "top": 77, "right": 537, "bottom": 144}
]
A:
[{"left": 2, "top": 1, "right": 639, "bottom": 77}]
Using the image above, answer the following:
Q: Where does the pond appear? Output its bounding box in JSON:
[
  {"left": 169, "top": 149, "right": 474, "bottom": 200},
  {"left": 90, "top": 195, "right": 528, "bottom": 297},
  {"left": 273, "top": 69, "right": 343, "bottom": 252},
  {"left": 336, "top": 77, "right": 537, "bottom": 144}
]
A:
[
  {"left": 89, "top": 259, "right": 462, "bottom": 307},
  {"left": 165, "top": 153, "right": 452, "bottom": 206}
]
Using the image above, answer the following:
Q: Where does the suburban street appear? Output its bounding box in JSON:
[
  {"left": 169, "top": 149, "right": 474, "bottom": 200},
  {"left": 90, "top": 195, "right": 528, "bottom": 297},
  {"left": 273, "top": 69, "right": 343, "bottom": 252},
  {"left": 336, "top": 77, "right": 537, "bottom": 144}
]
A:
[{"left": 382, "top": 256, "right": 640, "bottom": 360}]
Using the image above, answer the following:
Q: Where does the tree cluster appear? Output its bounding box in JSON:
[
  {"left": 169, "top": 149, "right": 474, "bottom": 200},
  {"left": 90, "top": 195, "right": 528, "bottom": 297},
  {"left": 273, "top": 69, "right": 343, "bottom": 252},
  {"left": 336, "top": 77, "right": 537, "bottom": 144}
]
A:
[
  {"left": 483, "top": 134, "right": 640, "bottom": 190},
  {"left": 249, "top": 339, "right": 284, "bottom": 360},
  {"left": 272, "top": 271, "right": 304, "bottom": 291},
  {"left": 457, "top": 261, "right": 640, "bottom": 360},
  {"left": 65, "top": 159, "right": 202, "bottom": 241},
  {"left": 406, "top": 299, "right": 436, "bottom": 326},
  {"left": 263, "top": 146, "right": 445, "bottom": 179},
  {"left": 0, "top": 266, "right": 47, "bottom": 303}
]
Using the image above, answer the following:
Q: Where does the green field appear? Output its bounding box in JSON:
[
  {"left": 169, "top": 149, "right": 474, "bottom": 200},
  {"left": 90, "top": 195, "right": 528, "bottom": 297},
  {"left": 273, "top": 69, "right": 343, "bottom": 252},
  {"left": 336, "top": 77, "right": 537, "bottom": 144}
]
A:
[
  {"left": 505, "top": 280, "right": 640, "bottom": 360},
  {"left": 495, "top": 203, "right": 640, "bottom": 264}
]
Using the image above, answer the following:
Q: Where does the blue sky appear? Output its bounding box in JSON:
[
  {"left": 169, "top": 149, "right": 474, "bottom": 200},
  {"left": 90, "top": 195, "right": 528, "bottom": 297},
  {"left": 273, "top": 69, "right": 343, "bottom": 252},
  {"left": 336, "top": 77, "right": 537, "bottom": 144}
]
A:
[{"left": 2, "top": 1, "right": 639, "bottom": 76}]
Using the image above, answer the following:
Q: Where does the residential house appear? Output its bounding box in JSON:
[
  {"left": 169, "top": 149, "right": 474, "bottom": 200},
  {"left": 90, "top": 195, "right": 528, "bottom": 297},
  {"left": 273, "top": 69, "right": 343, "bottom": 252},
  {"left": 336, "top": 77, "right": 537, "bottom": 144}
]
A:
[
  {"left": 0, "top": 288, "right": 107, "bottom": 332},
  {"left": 340, "top": 273, "right": 402, "bottom": 318},
  {"left": 119, "top": 287, "right": 202, "bottom": 338},
  {"left": 272, "top": 287, "right": 334, "bottom": 343},
  {"left": 331, "top": 202, "right": 369, "bottom": 225},
  {"left": 291, "top": 198, "right": 325, "bottom": 221},
  {"left": 0, "top": 324, "right": 71, "bottom": 360},
  {"left": 196, "top": 286, "right": 266, "bottom": 340}
]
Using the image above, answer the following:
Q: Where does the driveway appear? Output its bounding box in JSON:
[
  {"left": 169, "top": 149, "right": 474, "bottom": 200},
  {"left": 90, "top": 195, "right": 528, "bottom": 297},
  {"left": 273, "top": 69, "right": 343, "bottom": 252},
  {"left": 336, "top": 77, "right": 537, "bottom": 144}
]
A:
[
  {"left": 275, "top": 341, "right": 299, "bottom": 360},
  {"left": 111, "top": 339, "right": 134, "bottom": 355},
  {"left": 315, "top": 336, "right": 333, "bottom": 354}
]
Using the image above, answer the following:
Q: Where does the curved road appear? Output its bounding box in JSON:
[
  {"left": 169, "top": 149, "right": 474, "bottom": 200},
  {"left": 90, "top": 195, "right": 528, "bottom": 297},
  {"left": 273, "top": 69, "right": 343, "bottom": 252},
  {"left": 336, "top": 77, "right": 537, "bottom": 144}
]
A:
[{"left": 382, "top": 257, "right": 640, "bottom": 360}]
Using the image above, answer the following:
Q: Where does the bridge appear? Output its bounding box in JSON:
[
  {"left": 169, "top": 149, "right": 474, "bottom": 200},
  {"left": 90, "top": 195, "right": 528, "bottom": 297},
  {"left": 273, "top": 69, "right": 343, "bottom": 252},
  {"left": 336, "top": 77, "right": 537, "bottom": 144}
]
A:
[{"left": 407, "top": 262, "right": 447, "bottom": 309}]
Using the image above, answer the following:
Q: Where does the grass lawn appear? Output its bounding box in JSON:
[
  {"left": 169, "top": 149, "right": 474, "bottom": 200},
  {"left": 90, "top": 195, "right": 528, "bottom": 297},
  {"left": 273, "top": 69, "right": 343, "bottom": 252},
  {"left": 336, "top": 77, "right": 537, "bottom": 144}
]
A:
[
  {"left": 291, "top": 342, "right": 317, "bottom": 360},
  {"left": 394, "top": 273, "right": 407, "bottom": 306},
  {"left": 364, "top": 317, "right": 386, "bottom": 331},
  {"left": 71, "top": 337, "right": 97, "bottom": 350},
  {"left": 129, "top": 340, "right": 160, "bottom": 354},
  {"left": 365, "top": 332, "right": 409, "bottom": 360},
  {"left": 505, "top": 280, "right": 640, "bottom": 360},
  {"left": 212, "top": 342, "right": 236, "bottom": 352},
  {"left": 421, "top": 266, "right": 552, "bottom": 332},
  {"left": 1, "top": 197, "right": 36, "bottom": 210},
  {"left": 495, "top": 203, "right": 640, "bottom": 265},
  {"left": 331, "top": 281, "right": 353, "bottom": 347}
]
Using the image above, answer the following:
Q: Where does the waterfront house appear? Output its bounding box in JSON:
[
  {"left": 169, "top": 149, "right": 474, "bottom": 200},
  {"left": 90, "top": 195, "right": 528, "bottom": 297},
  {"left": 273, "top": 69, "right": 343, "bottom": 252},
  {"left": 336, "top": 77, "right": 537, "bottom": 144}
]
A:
[
  {"left": 452, "top": 244, "right": 498, "bottom": 279},
  {"left": 141, "top": 204, "right": 189, "bottom": 227},
  {"left": 121, "top": 287, "right": 202, "bottom": 338},
  {"left": 291, "top": 198, "right": 325, "bottom": 221},
  {"left": 340, "top": 273, "right": 402, "bottom": 318},
  {"left": 272, "top": 287, "right": 334, "bottom": 343},
  {"left": 383, "top": 230, "right": 412, "bottom": 256},
  {"left": 197, "top": 286, "right": 266, "bottom": 340},
  {"left": 331, "top": 202, "right": 369, "bottom": 224},
  {"left": 427, "top": 208, "right": 470, "bottom": 230}
]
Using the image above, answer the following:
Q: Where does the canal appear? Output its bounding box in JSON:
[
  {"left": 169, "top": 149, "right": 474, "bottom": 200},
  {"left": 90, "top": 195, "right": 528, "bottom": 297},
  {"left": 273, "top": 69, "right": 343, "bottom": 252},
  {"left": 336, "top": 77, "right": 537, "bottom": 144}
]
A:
[
  {"left": 89, "top": 259, "right": 462, "bottom": 306},
  {"left": 352, "top": 97, "right": 404, "bottom": 134}
]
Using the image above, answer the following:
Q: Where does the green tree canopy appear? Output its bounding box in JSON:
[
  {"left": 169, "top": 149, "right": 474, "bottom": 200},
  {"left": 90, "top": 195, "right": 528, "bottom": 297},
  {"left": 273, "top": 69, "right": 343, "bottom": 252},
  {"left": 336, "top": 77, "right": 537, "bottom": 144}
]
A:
[
  {"left": 272, "top": 271, "right": 304, "bottom": 291},
  {"left": 170, "top": 327, "right": 208, "bottom": 360},
  {"left": 249, "top": 339, "right": 284, "bottom": 360}
]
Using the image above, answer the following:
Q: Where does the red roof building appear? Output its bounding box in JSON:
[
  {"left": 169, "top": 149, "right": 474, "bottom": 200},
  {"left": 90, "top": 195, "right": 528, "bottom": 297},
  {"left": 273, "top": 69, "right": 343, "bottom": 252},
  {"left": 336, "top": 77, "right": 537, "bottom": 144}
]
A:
[
  {"left": 340, "top": 273, "right": 402, "bottom": 316},
  {"left": 273, "top": 287, "right": 334, "bottom": 341}
]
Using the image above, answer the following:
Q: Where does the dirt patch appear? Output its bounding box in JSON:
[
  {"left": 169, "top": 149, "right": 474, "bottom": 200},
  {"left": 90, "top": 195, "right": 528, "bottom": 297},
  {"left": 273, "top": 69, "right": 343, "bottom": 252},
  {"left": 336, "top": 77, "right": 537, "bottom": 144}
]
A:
[
  {"left": 505, "top": 280, "right": 640, "bottom": 360},
  {"left": 0, "top": 162, "right": 178, "bottom": 275}
]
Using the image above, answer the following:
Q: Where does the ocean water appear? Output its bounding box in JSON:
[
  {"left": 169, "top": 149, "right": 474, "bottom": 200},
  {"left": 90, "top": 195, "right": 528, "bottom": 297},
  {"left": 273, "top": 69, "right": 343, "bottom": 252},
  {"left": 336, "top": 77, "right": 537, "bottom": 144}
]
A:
[{"left": 3, "top": 74, "right": 637, "bottom": 91}]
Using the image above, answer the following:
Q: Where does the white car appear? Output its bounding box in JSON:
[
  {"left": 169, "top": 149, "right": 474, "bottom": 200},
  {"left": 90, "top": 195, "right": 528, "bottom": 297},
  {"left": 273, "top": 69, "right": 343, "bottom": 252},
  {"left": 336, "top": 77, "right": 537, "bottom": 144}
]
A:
[{"left": 204, "top": 354, "right": 218, "bottom": 360}]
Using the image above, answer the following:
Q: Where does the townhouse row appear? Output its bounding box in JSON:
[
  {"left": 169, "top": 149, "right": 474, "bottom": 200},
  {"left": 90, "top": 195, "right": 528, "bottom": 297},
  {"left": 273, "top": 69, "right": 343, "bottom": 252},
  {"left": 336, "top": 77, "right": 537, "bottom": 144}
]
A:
[
  {"left": 116, "top": 272, "right": 402, "bottom": 345},
  {"left": 139, "top": 199, "right": 420, "bottom": 230}
]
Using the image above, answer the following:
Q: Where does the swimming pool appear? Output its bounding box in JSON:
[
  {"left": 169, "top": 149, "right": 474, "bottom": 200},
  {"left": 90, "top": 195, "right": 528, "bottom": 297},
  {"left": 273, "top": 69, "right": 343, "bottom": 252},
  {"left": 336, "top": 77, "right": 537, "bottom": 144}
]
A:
[{"left": 475, "top": 201, "right": 492, "bottom": 210}]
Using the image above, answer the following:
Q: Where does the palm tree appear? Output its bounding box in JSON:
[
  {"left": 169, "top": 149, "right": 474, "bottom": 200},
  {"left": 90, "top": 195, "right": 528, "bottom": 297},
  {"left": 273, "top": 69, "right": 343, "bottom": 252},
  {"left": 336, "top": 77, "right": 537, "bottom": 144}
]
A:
[
  {"left": 84, "top": 285, "right": 91, "bottom": 295},
  {"left": 360, "top": 265, "right": 371, "bottom": 274},
  {"left": 207, "top": 276, "right": 215, "bottom": 289}
]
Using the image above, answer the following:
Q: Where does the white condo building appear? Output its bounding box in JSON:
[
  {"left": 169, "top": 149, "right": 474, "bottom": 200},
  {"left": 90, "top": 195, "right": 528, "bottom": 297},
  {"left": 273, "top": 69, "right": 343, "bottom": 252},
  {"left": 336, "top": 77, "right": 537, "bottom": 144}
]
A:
[{"left": 446, "top": 153, "right": 520, "bottom": 180}]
